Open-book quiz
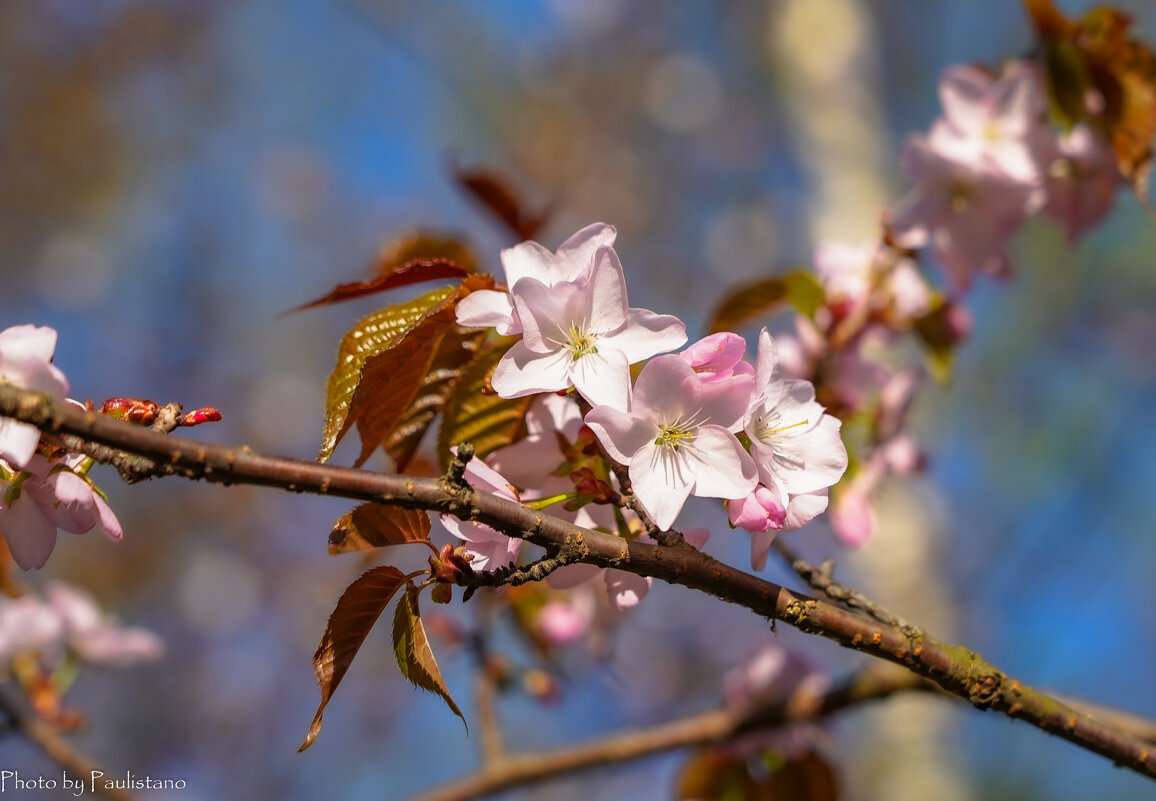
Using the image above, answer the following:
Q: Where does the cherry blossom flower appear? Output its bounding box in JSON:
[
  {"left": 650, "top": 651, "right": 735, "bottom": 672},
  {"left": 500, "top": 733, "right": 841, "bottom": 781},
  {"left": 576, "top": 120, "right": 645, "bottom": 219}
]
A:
[
  {"left": 0, "top": 455, "right": 123, "bottom": 570},
  {"left": 927, "top": 63, "right": 1051, "bottom": 184},
  {"left": 438, "top": 451, "right": 522, "bottom": 570},
  {"left": 1041, "top": 124, "right": 1121, "bottom": 243},
  {"left": 585, "top": 354, "right": 756, "bottom": 531},
  {"left": 491, "top": 245, "right": 686, "bottom": 410},
  {"left": 745, "top": 329, "right": 847, "bottom": 501},
  {"left": 455, "top": 222, "right": 617, "bottom": 335},
  {"left": 534, "top": 589, "right": 597, "bottom": 647},
  {"left": 0, "top": 595, "right": 63, "bottom": 665},
  {"left": 813, "top": 240, "right": 931, "bottom": 322},
  {"left": 45, "top": 582, "right": 164, "bottom": 666},
  {"left": 891, "top": 134, "right": 1042, "bottom": 291},
  {"left": 0, "top": 325, "right": 69, "bottom": 469},
  {"left": 722, "top": 641, "right": 829, "bottom": 758}
]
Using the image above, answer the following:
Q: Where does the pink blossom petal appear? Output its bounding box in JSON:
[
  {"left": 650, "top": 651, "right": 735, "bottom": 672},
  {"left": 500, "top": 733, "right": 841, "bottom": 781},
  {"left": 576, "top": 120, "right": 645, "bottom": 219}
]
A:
[
  {"left": 599, "top": 308, "right": 687, "bottom": 363},
  {"left": 0, "top": 494, "right": 59, "bottom": 570},
  {"left": 629, "top": 441, "right": 693, "bottom": 531},
  {"left": 749, "top": 530, "right": 777, "bottom": 571},
  {"left": 0, "top": 419, "right": 43, "bottom": 468},
  {"left": 604, "top": 569, "right": 651, "bottom": 610},
  {"left": 0, "top": 325, "right": 58, "bottom": 364},
  {"left": 546, "top": 561, "right": 600, "bottom": 590},
  {"left": 582, "top": 405, "right": 651, "bottom": 465},
  {"left": 455, "top": 289, "right": 519, "bottom": 335},
  {"left": 570, "top": 347, "right": 630, "bottom": 411},
  {"left": 681, "top": 427, "right": 757, "bottom": 500},
  {"left": 782, "top": 489, "right": 830, "bottom": 531},
  {"left": 491, "top": 341, "right": 572, "bottom": 399},
  {"left": 501, "top": 240, "right": 558, "bottom": 285}
]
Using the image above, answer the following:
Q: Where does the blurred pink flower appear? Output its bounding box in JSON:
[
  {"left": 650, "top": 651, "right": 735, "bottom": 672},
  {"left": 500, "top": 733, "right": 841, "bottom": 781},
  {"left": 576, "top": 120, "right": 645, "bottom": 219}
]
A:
[
  {"left": 723, "top": 641, "right": 829, "bottom": 758},
  {"left": 45, "top": 582, "right": 164, "bottom": 666},
  {"left": 1042, "top": 124, "right": 1120, "bottom": 243},
  {"left": 0, "top": 595, "right": 64, "bottom": 664},
  {"left": 891, "top": 134, "right": 1041, "bottom": 291},
  {"left": 534, "top": 590, "right": 597, "bottom": 647},
  {"left": 927, "top": 63, "right": 1051, "bottom": 184},
  {"left": 0, "top": 325, "right": 69, "bottom": 469}
]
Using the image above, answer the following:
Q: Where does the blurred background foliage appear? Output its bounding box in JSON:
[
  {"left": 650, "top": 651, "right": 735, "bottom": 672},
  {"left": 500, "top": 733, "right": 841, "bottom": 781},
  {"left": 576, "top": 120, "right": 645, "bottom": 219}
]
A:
[{"left": 0, "top": 1, "right": 1154, "bottom": 799}]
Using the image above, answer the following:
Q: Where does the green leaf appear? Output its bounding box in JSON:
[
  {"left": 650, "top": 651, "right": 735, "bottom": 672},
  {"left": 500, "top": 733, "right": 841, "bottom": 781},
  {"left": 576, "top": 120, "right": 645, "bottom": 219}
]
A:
[
  {"left": 319, "top": 285, "right": 456, "bottom": 462},
  {"left": 783, "top": 271, "right": 826, "bottom": 319},
  {"left": 437, "top": 341, "right": 533, "bottom": 470},
  {"left": 328, "top": 503, "right": 432, "bottom": 555},
  {"left": 299, "top": 566, "right": 407, "bottom": 751},
  {"left": 392, "top": 584, "right": 467, "bottom": 730},
  {"left": 706, "top": 271, "right": 824, "bottom": 333}
]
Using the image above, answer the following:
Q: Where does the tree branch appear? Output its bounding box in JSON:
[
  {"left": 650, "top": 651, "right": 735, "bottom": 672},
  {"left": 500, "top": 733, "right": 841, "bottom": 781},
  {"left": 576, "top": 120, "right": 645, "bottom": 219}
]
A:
[
  {"left": 400, "top": 665, "right": 932, "bottom": 801},
  {"left": 2, "top": 385, "right": 1154, "bottom": 780},
  {"left": 0, "top": 689, "right": 142, "bottom": 801}
]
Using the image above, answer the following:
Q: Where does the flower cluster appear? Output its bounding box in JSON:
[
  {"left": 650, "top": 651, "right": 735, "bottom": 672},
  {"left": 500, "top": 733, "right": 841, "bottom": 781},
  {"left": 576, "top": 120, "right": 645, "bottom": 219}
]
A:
[
  {"left": 891, "top": 63, "right": 1120, "bottom": 291},
  {"left": 446, "top": 225, "right": 849, "bottom": 583},
  {"left": 0, "top": 325, "right": 123, "bottom": 569}
]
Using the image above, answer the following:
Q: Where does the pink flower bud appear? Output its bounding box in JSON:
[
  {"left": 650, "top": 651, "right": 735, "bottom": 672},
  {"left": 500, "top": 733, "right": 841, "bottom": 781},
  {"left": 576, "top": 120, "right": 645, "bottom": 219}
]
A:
[
  {"left": 679, "top": 332, "right": 754, "bottom": 382},
  {"left": 727, "top": 485, "right": 787, "bottom": 534}
]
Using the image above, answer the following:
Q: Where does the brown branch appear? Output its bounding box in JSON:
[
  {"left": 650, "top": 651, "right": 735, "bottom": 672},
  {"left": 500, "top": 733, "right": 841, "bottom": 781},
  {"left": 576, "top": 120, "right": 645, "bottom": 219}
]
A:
[
  {"left": 771, "top": 538, "right": 911, "bottom": 629},
  {"left": 2, "top": 385, "right": 1155, "bottom": 780},
  {"left": 401, "top": 665, "right": 931, "bottom": 801},
  {"left": 0, "top": 689, "right": 142, "bottom": 801}
]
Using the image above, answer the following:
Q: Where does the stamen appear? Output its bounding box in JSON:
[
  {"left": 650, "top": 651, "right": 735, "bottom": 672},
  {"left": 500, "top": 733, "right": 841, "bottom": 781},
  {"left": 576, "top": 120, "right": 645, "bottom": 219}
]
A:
[{"left": 564, "top": 325, "right": 598, "bottom": 361}]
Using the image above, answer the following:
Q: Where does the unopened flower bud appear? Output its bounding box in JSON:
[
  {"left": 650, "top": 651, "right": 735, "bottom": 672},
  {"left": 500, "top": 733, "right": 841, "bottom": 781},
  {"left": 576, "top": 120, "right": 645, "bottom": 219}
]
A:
[
  {"left": 181, "top": 407, "right": 223, "bottom": 427},
  {"left": 100, "top": 397, "right": 159, "bottom": 425}
]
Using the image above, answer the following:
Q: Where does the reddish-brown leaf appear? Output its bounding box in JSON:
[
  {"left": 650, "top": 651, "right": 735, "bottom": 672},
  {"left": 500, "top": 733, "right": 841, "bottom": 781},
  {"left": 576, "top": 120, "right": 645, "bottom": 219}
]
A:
[
  {"left": 1026, "top": 1, "right": 1156, "bottom": 184},
  {"left": 283, "top": 258, "right": 467, "bottom": 315},
  {"left": 299, "top": 566, "right": 407, "bottom": 751},
  {"left": 678, "top": 747, "right": 838, "bottom": 801},
  {"left": 452, "top": 163, "right": 548, "bottom": 240},
  {"left": 382, "top": 323, "right": 485, "bottom": 472},
  {"left": 328, "top": 503, "right": 432, "bottom": 555},
  {"left": 392, "top": 584, "right": 466, "bottom": 729},
  {"left": 346, "top": 275, "right": 494, "bottom": 468},
  {"left": 318, "top": 286, "right": 456, "bottom": 462}
]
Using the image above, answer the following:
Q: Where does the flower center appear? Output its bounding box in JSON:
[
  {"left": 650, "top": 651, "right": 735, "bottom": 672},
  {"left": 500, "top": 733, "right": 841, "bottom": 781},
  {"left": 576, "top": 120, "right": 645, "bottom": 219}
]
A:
[
  {"left": 654, "top": 421, "right": 695, "bottom": 452},
  {"left": 564, "top": 325, "right": 598, "bottom": 362},
  {"left": 949, "top": 181, "right": 971, "bottom": 213},
  {"left": 752, "top": 410, "right": 809, "bottom": 445}
]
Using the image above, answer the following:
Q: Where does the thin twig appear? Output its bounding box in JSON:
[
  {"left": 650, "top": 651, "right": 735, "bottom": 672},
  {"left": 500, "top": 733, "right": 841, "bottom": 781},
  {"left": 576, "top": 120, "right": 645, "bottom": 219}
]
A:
[
  {"left": 771, "top": 539, "right": 912, "bottom": 630},
  {"left": 0, "top": 689, "right": 142, "bottom": 801},
  {"left": 2, "top": 386, "right": 1155, "bottom": 780}
]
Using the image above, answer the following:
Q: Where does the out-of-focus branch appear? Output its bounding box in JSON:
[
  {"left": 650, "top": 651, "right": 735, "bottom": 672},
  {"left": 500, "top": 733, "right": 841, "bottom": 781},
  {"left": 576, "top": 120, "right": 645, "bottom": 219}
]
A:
[
  {"left": 401, "top": 665, "right": 932, "bottom": 801},
  {"left": 0, "top": 689, "right": 141, "bottom": 801},
  {"left": 2, "top": 385, "right": 1155, "bottom": 780}
]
